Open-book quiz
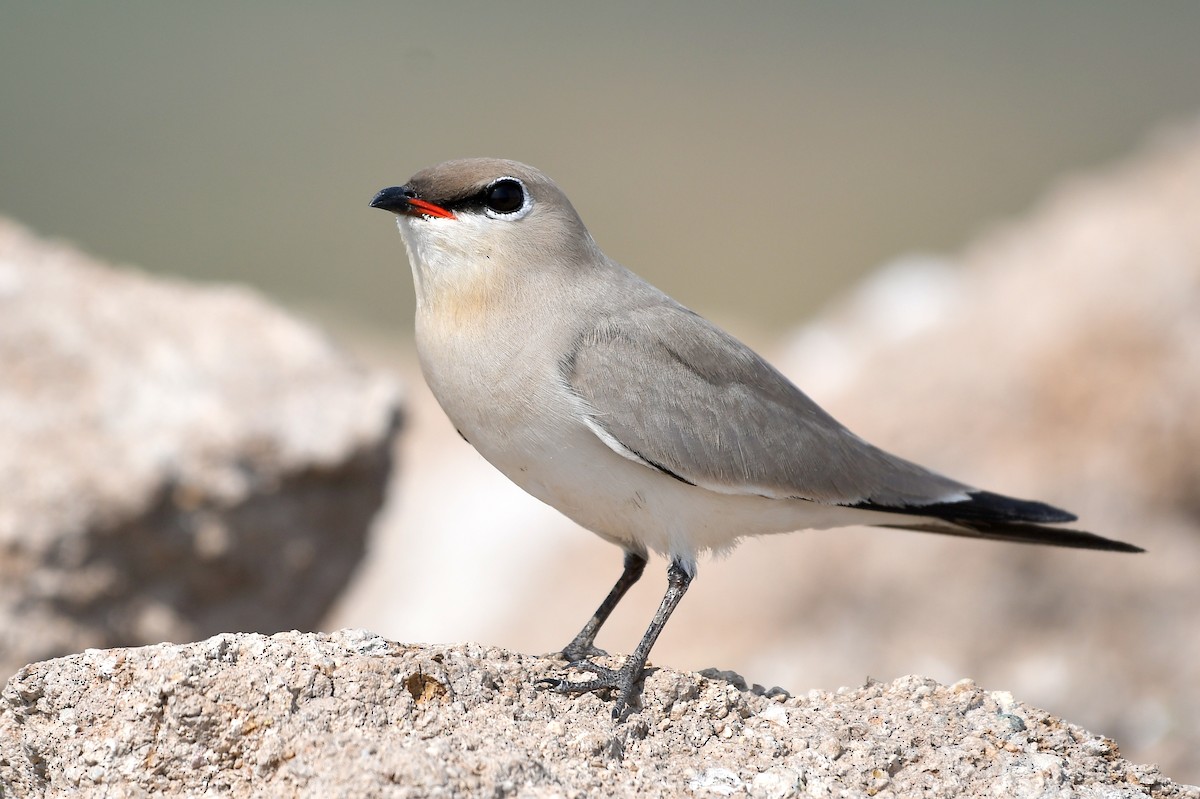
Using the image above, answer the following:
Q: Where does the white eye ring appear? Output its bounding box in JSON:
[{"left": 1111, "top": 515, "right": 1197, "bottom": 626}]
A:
[{"left": 483, "top": 177, "right": 533, "bottom": 220}]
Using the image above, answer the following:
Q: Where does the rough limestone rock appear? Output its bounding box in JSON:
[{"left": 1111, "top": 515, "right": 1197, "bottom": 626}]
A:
[
  {"left": 0, "top": 631, "right": 1194, "bottom": 798},
  {"left": 0, "top": 220, "right": 402, "bottom": 680}
]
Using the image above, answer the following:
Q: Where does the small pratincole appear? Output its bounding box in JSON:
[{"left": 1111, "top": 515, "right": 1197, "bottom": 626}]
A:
[{"left": 371, "top": 158, "right": 1141, "bottom": 718}]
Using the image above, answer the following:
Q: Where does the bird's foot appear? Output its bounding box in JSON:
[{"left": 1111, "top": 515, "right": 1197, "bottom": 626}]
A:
[{"left": 537, "top": 658, "right": 644, "bottom": 719}]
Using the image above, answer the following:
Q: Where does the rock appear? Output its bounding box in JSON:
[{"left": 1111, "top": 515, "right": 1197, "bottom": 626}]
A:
[
  {"left": 0, "top": 631, "right": 1195, "bottom": 797},
  {"left": 0, "top": 220, "right": 402, "bottom": 680}
]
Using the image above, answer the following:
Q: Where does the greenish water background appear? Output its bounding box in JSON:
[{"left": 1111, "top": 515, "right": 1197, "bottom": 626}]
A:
[{"left": 2, "top": 2, "right": 1199, "bottom": 336}]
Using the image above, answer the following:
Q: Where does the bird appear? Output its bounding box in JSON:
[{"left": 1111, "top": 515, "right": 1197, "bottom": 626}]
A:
[{"left": 370, "top": 158, "right": 1141, "bottom": 719}]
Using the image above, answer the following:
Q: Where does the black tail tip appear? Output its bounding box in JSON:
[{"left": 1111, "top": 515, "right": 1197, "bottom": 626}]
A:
[{"left": 1104, "top": 539, "right": 1146, "bottom": 554}]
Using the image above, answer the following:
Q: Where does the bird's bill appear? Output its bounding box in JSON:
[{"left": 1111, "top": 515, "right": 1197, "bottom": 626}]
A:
[{"left": 369, "top": 186, "right": 457, "bottom": 220}]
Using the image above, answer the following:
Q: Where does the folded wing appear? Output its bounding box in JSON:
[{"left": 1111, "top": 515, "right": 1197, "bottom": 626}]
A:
[{"left": 561, "top": 302, "right": 1140, "bottom": 553}]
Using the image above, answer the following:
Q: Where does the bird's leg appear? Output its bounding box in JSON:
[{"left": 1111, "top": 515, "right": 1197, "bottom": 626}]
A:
[
  {"left": 540, "top": 558, "right": 693, "bottom": 719},
  {"left": 559, "top": 550, "right": 647, "bottom": 662}
]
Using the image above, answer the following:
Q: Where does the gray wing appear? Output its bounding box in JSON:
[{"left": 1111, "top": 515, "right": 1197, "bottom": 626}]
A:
[{"left": 560, "top": 302, "right": 971, "bottom": 507}]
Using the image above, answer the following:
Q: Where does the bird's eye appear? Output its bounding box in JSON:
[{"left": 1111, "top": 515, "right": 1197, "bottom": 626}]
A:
[{"left": 484, "top": 179, "right": 525, "bottom": 215}]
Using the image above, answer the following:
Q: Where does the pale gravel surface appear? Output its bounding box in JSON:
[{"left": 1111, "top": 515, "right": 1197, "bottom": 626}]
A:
[{"left": 1, "top": 630, "right": 1195, "bottom": 798}]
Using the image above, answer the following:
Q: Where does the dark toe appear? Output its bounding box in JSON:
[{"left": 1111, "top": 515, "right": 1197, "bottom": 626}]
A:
[{"left": 536, "top": 659, "right": 645, "bottom": 719}]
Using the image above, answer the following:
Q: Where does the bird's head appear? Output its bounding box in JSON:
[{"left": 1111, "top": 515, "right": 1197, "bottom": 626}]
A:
[{"left": 371, "top": 159, "right": 601, "bottom": 310}]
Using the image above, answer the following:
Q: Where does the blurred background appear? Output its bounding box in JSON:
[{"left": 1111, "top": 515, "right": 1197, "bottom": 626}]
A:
[
  {"left": 3, "top": 0, "right": 1199, "bottom": 784},
  {"left": 3, "top": 2, "right": 1200, "bottom": 336}
]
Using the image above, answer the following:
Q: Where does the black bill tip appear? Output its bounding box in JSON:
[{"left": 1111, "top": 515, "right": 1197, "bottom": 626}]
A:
[{"left": 370, "top": 185, "right": 416, "bottom": 213}]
